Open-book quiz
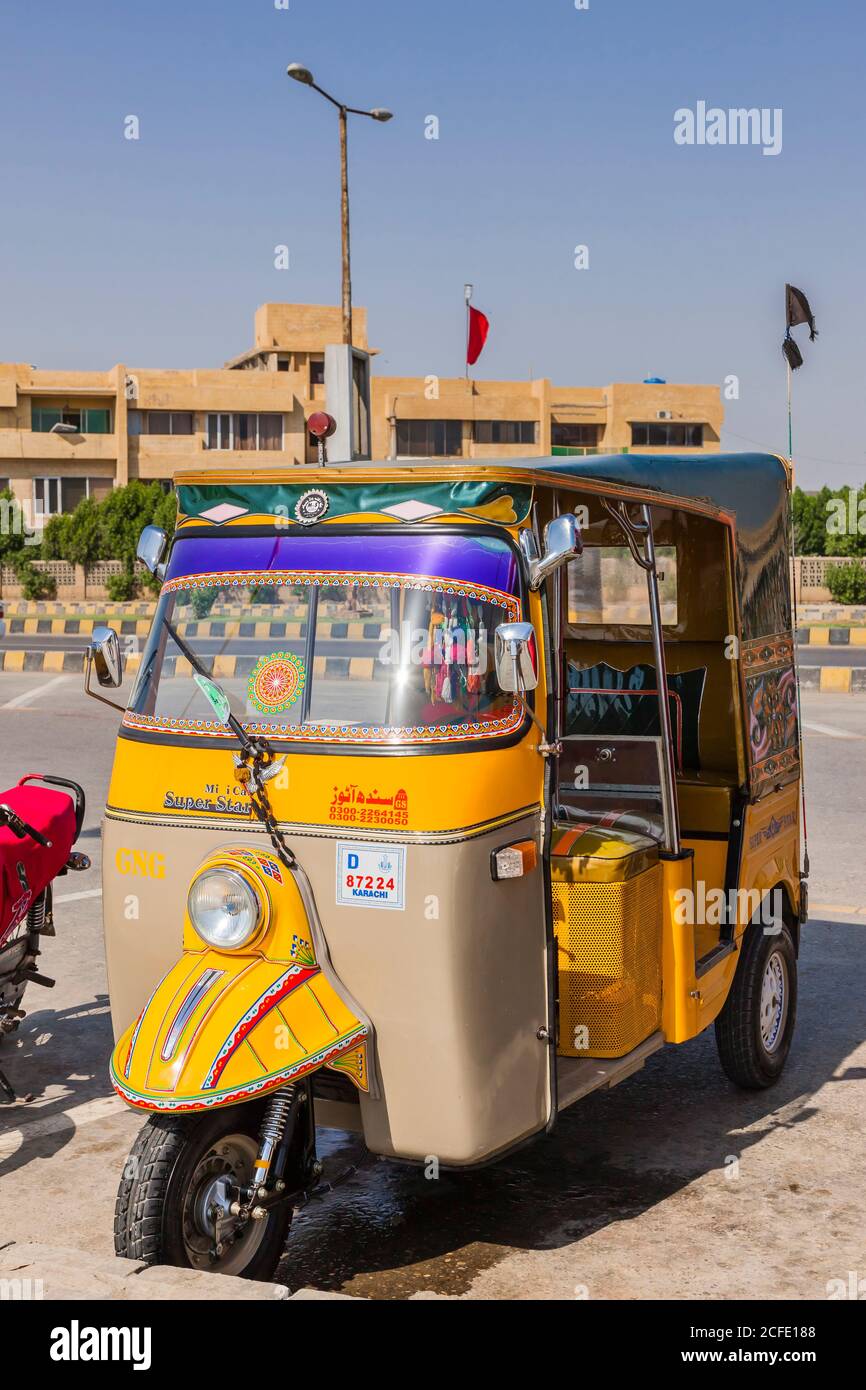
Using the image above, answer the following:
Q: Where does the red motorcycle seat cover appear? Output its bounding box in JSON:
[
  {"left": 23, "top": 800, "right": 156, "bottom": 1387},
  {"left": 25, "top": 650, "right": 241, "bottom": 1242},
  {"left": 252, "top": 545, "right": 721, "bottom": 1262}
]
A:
[{"left": 0, "top": 786, "right": 77, "bottom": 946}]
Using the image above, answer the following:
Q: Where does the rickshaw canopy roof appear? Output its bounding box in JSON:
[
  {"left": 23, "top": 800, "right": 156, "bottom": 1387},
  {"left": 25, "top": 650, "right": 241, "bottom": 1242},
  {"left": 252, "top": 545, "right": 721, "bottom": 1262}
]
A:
[
  {"left": 522, "top": 451, "right": 789, "bottom": 536},
  {"left": 173, "top": 452, "right": 791, "bottom": 640}
]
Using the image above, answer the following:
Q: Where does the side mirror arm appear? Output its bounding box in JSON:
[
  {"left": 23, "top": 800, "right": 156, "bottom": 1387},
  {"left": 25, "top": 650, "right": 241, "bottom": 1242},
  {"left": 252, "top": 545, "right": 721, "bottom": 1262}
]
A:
[
  {"left": 84, "top": 649, "right": 126, "bottom": 713},
  {"left": 516, "top": 689, "right": 560, "bottom": 757}
]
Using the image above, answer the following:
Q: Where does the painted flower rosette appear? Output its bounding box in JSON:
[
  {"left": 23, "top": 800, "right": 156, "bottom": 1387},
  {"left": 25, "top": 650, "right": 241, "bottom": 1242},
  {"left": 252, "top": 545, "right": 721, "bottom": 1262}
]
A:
[{"left": 247, "top": 651, "right": 306, "bottom": 715}]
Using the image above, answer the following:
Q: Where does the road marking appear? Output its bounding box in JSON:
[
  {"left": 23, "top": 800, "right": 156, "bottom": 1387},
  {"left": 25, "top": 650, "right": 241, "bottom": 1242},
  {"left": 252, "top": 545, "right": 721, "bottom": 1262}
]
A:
[
  {"left": 0, "top": 1093, "right": 127, "bottom": 1161},
  {"left": 0, "top": 674, "right": 70, "bottom": 710},
  {"left": 54, "top": 888, "right": 102, "bottom": 904},
  {"left": 803, "top": 721, "right": 863, "bottom": 740}
]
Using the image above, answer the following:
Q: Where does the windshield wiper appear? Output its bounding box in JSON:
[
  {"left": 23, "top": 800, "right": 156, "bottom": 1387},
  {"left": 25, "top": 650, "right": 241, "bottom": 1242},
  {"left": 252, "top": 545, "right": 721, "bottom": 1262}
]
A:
[{"left": 161, "top": 613, "right": 253, "bottom": 752}]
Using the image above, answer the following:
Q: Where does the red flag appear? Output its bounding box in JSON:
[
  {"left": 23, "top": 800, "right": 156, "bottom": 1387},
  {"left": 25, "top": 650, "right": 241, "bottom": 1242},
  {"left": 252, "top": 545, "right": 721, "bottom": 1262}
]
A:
[{"left": 466, "top": 305, "right": 490, "bottom": 367}]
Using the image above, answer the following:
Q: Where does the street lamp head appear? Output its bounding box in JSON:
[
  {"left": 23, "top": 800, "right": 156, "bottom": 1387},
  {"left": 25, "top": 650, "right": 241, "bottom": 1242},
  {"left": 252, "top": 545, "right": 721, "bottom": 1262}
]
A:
[
  {"left": 369, "top": 108, "right": 394, "bottom": 122},
  {"left": 287, "top": 63, "right": 314, "bottom": 86}
]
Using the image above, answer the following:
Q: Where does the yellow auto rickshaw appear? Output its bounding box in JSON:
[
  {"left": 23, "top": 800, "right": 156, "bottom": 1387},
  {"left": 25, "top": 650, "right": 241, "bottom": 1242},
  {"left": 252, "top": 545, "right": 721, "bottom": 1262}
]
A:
[{"left": 86, "top": 451, "right": 805, "bottom": 1279}]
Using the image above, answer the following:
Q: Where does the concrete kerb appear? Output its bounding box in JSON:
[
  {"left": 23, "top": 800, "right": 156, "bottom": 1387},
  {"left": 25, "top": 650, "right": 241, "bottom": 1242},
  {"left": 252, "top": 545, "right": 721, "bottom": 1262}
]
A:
[{"left": 0, "top": 1242, "right": 361, "bottom": 1301}]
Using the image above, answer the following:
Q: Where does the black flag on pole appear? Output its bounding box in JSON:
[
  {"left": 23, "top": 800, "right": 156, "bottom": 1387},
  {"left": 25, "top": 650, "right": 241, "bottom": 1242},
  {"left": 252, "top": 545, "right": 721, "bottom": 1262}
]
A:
[
  {"left": 786, "top": 284, "right": 818, "bottom": 340},
  {"left": 782, "top": 335, "right": 804, "bottom": 371},
  {"left": 783, "top": 283, "right": 818, "bottom": 370}
]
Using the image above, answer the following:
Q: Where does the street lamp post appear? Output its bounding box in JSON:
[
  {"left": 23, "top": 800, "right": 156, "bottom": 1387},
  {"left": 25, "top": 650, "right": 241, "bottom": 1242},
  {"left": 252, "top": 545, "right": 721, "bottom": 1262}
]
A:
[{"left": 287, "top": 63, "right": 392, "bottom": 347}]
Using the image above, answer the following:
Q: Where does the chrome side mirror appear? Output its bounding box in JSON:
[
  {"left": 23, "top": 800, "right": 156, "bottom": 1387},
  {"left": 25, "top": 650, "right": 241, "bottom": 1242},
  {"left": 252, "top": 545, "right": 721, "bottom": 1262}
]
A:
[
  {"left": 89, "top": 625, "right": 123, "bottom": 688},
  {"left": 527, "top": 513, "right": 583, "bottom": 590},
  {"left": 494, "top": 621, "right": 539, "bottom": 693},
  {"left": 137, "top": 525, "right": 167, "bottom": 576}
]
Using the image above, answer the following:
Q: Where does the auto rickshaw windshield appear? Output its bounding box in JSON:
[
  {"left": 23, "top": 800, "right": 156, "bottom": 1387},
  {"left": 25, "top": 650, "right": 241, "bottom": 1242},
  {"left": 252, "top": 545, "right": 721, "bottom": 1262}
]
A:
[{"left": 126, "top": 530, "right": 527, "bottom": 747}]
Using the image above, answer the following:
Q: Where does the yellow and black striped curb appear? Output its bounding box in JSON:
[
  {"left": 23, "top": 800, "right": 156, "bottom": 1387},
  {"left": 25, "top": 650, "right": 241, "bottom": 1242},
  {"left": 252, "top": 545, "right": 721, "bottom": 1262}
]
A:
[
  {"left": 6, "top": 617, "right": 153, "bottom": 637},
  {"left": 0, "top": 650, "right": 384, "bottom": 680},
  {"left": 0, "top": 602, "right": 156, "bottom": 619},
  {"left": 2, "top": 601, "right": 312, "bottom": 620},
  {"left": 3, "top": 652, "right": 865, "bottom": 692},
  {"left": 798, "top": 666, "right": 866, "bottom": 693},
  {"left": 5, "top": 617, "right": 387, "bottom": 641},
  {"left": 1, "top": 601, "right": 383, "bottom": 622},
  {"left": 797, "top": 626, "right": 866, "bottom": 647}
]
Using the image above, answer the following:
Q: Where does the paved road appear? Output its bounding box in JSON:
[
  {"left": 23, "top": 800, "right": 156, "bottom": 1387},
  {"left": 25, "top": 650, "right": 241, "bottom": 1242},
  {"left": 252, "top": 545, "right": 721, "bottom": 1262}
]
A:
[
  {"left": 798, "top": 646, "right": 866, "bottom": 666},
  {"left": 0, "top": 673, "right": 864, "bottom": 1298}
]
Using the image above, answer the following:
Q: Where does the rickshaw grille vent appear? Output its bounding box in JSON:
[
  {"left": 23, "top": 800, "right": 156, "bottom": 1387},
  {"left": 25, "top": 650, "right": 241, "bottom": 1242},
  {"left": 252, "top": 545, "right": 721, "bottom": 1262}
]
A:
[{"left": 553, "top": 865, "right": 662, "bottom": 1059}]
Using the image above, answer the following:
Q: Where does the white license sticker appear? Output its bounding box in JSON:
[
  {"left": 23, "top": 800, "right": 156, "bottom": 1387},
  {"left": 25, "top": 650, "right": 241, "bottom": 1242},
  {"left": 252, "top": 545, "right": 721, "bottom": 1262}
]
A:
[{"left": 336, "top": 842, "right": 406, "bottom": 911}]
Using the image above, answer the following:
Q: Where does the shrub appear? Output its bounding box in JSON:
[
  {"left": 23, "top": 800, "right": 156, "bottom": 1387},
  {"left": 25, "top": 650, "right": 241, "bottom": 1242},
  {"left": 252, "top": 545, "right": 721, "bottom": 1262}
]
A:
[
  {"left": 13, "top": 554, "right": 57, "bottom": 600},
  {"left": 106, "top": 569, "right": 138, "bottom": 602},
  {"left": 40, "top": 512, "right": 73, "bottom": 560},
  {"left": 826, "top": 560, "right": 866, "bottom": 605},
  {"left": 140, "top": 569, "right": 164, "bottom": 597},
  {"left": 46, "top": 497, "right": 105, "bottom": 567}
]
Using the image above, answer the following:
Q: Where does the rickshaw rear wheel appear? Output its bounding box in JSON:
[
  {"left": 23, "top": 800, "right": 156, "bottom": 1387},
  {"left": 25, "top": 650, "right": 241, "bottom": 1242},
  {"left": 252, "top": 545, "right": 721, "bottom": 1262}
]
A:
[
  {"left": 115, "top": 1107, "right": 292, "bottom": 1281},
  {"left": 714, "top": 921, "right": 797, "bottom": 1089}
]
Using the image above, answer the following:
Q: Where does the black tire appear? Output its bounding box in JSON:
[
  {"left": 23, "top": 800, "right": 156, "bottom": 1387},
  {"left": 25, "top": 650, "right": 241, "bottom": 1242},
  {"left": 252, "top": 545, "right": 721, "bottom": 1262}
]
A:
[
  {"left": 715, "top": 921, "right": 798, "bottom": 1089},
  {"left": 114, "top": 1107, "right": 292, "bottom": 1281}
]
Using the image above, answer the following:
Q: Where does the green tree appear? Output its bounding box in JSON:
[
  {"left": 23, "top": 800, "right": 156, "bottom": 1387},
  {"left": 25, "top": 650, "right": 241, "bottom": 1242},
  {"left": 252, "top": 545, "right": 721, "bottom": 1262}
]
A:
[
  {"left": 42, "top": 497, "right": 105, "bottom": 566},
  {"left": 41, "top": 512, "right": 72, "bottom": 560},
  {"left": 98, "top": 480, "right": 177, "bottom": 596},
  {"left": 827, "top": 484, "right": 866, "bottom": 559},
  {"left": 826, "top": 559, "right": 866, "bottom": 604},
  {"left": 0, "top": 487, "right": 30, "bottom": 564},
  {"left": 792, "top": 486, "right": 829, "bottom": 555},
  {"left": 153, "top": 487, "right": 178, "bottom": 540}
]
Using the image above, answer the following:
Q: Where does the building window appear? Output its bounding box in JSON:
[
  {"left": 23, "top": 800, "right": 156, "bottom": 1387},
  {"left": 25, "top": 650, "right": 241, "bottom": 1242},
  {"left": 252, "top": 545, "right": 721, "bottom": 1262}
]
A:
[
  {"left": 31, "top": 407, "right": 111, "bottom": 433},
  {"left": 205, "top": 413, "right": 283, "bottom": 451},
  {"left": 552, "top": 422, "right": 601, "bottom": 448},
  {"left": 128, "top": 411, "right": 194, "bottom": 435},
  {"left": 395, "top": 420, "right": 463, "bottom": 457},
  {"left": 630, "top": 422, "right": 704, "bottom": 448},
  {"left": 277, "top": 356, "right": 291, "bottom": 373},
  {"left": 474, "top": 420, "right": 536, "bottom": 445},
  {"left": 33, "top": 476, "right": 101, "bottom": 516},
  {"left": 309, "top": 358, "right": 325, "bottom": 387}
]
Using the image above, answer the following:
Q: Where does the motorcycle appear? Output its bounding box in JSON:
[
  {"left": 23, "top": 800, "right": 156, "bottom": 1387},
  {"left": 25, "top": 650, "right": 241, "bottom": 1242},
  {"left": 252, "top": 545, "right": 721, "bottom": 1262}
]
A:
[{"left": 0, "top": 774, "right": 90, "bottom": 1102}]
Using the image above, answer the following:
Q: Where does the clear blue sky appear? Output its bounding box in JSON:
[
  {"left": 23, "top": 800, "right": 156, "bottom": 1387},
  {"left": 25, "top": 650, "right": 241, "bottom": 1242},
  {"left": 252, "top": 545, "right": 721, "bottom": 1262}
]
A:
[{"left": 0, "top": 0, "right": 861, "bottom": 487}]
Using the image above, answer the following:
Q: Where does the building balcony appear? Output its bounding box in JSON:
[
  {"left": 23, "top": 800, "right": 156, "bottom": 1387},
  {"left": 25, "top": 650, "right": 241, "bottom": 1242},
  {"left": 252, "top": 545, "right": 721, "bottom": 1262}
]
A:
[{"left": 0, "top": 429, "right": 118, "bottom": 462}]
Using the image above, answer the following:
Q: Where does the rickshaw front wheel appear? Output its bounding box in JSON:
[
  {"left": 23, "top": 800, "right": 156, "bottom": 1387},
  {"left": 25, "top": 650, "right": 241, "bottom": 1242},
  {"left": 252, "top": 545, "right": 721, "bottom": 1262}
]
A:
[
  {"left": 714, "top": 921, "right": 798, "bottom": 1089},
  {"left": 115, "top": 1108, "right": 292, "bottom": 1281}
]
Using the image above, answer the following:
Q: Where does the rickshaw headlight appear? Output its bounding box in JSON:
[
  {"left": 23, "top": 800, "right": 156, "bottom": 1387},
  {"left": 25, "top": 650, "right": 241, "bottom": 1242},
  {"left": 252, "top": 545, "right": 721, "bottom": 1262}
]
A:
[{"left": 187, "top": 868, "right": 262, "bottom": 950}]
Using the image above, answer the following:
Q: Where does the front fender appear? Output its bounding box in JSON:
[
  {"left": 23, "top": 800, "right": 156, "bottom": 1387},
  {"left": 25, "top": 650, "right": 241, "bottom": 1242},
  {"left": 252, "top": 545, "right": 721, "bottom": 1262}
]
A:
[{"left": 110, "top": 849, "right": 370, "bottom": 1113}]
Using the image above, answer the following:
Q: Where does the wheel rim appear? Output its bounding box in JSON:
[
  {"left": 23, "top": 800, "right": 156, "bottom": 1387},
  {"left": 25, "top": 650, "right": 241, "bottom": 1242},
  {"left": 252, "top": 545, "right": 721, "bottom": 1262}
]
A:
[
  {"left": 760, "top": 949, "right": 788, "bottom": 1054},
  {"left": 181, "top": 1132, "right": 270, "bottom": 1275}
]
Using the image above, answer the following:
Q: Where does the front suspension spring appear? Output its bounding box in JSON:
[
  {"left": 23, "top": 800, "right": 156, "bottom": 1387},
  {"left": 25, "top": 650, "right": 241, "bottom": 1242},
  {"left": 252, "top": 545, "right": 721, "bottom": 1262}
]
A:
[{"left": 252, "top": 1084, "right": 299, "bottom": 1190}]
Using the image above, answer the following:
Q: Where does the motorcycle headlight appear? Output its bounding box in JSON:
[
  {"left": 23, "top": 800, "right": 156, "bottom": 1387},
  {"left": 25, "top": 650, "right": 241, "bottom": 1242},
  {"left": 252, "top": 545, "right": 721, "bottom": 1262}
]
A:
[{"left": 187, "top": 867, "right": 263, "bottom": 951}]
